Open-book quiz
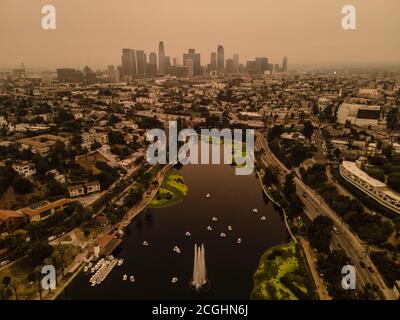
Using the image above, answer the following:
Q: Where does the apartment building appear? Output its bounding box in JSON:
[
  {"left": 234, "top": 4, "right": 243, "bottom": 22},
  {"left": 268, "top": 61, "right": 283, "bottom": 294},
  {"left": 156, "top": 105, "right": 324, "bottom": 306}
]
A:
[{"left": 340, "top": 161, "right": 400, "bottom": 214}]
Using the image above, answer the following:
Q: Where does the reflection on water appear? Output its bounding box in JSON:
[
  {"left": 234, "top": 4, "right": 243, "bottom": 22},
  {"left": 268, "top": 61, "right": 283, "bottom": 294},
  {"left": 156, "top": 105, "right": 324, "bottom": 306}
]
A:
[{"left": 60, "top": 143, "right": 288, "bottom": 300}]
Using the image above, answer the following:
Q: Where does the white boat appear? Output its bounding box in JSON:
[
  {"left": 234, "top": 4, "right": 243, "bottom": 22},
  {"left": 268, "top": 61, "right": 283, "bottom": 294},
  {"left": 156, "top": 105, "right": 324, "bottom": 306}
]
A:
[
  {"left": 117, "top": 259, "right": 124, "bottom": 266},
  {"left": 185, "top": 231, "right": 191, "bottom": 237},
  {"left": 227, "top": 225, "right": 233, "bottom": 231},
  {"left": 173, "top": 246, "right": 181, "bottom": 254},
  {"left": 212, "top": 217, "right": 218, "bottom": 222},
  {"left": 171, "top": 277, "right": 178, "bottom": 284},
  {"left": 91, "top": 282, "right": 96, "bottom": 287},
  {"left": 83, "top": 266, "right": 89, "bottom": 273},
  {"left": 129, "top": 276, "right": 135, "bottom": 282},
  {"left": 206, "top": 194, "right": 210, "bottom": 198},
  {"left": 261, "top": 216, "right": 266, "bottom": 221},
  {"left": 143, "top": 241, "right": 149, "bottom": 246},
  {"left": 220, "top": 233, "right": 226, "bottom": 238},
  {"left": 123, "top": 274, "right": 128, "bottom": 281},
  {"left": 88, "top": 263, "right": 93, "bottom": 268},
  {"left": 90, "top": 267, "right": 95, "bottom": 273},
  {"left": 237, "top": 238, "right": 242, "bottom": 244},
  {"left": 252, "top": 209, "right": 258, "bottom": 213},
  {"left": 206, "top": 226, "right": 213, "bottom": 231}
]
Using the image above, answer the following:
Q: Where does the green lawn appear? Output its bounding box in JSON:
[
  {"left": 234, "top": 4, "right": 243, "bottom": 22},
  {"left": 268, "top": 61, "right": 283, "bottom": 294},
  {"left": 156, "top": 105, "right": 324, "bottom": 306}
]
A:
[
  {"left": 251, "top": 242, "right": 313, "bottom": 300},
  {"left": 0, "top": 244, "right": 79, "bottom": 300},
  {"left": 148, "top": 170, "right": 188, "bottom": 208}
]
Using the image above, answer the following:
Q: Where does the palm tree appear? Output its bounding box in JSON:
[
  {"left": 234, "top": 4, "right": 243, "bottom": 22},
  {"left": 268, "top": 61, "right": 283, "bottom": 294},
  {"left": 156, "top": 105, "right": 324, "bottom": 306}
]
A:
[
  {"left": 43, "top": 258, "right": 54, "bottom": 294},
  {"left": 55, "top": 243, "right": 66, "bottom": 279},
  {"left": 11, "top": 280, "right": 19, "bottom": 300},
  {"left": 34, "top": 266, "right": 43, "bottom": 300}
]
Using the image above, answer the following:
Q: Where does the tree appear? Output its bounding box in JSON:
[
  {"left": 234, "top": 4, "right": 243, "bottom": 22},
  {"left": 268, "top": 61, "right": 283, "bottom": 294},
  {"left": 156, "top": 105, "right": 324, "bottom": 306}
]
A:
[
  {"left": 2, "top": 276, "right": 11, "bottom": 288},
  {"left": 283, "top": 172, "right": 296, "bottom": 198},
  {"left": 307, "top": 216, "right": 333, "bottom": 253},
  {"left": 12, "top": 177, "right": 33, "bottom": 194},
  {"left": 386, "top": 108, "right": 399, "bottom": 131},
  {"left": 28, "top": 241, "right": 55, "bottom": 267},
  {"left": 302, "top": 121, "right": 315, "bottom": 140},
  {"left": 91, "top": 141, "right": 102, "bottom": 150},
  {"left": 387, "top": 173, "right": 400, "bottom": 192}
]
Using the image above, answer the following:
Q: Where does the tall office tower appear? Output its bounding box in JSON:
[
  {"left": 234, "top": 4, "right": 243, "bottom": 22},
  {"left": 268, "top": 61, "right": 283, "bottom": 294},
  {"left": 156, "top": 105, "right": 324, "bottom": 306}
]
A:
[
  {"left": 210, "top": 52, "right": 217, "bottom": 70},
  {"left": 173, "top": 58, "right": 179, "bottom": 66},
  {"left": 136, "top": 50, "right": 147, "bottom": 78},
  {"left": 149, "top": 52, "right": 157, "bottom": 65},
  {"left": 183, "top": 49, "right": 201, "bottom": 76},
  {"left": 274, "top": 64, "right": 280, "bottom": 72},
  {"left": 246, "top": 61, "right": 256, "bottom": 74},
  {"left": 121, "top": 48, "right": 136, "bottom": 77},
  {"left": 233, "top": 54, "right": 239, "bottom": 73},
  {"left": 255, "top": 57, "right": 269, "bottom": 74},
  {"left": 282, "top": 56, "right": 288, "bottom": 72},
  {"left": 164, "top": 56, "right": 171, "bottom": 74},
  {"left": 217, "top": 45, "right": 225, "bottom": 71},
  {"left": 225, "top": 59, "right": 235, "bottom": 74},
  {"left": 147, "top": 52, "right": 158, "bottom": 78},
  {"left": 184, "top": 58, "right": 194, "bottom": 77},
  {"left": 158, "top": 41, "right": 166, "bottom": 74}
]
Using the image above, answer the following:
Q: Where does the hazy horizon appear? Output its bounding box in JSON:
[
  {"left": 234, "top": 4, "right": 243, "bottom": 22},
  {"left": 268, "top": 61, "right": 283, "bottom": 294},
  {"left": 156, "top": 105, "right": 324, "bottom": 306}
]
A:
[{"left": 1, "top": 0, "right": 399, "bottom": 70}]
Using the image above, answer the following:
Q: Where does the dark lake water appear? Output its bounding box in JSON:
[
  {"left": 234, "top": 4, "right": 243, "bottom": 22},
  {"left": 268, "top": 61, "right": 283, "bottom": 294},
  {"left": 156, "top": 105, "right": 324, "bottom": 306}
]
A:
[{"left": 60, "top": 144, "right": 289, "bottom": 300}]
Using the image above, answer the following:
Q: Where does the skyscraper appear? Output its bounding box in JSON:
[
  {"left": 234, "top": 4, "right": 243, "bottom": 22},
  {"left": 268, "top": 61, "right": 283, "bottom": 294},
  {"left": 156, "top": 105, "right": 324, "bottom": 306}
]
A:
[
  {"left": 255, "top": 57, "right": 269, "bottom": 74},
  {"left": 217, "top": 45, "right": 225, "bottom": 71},
  {"left": 183, "top": 49, "right": 201, "bottom": 76},
  {"left": 158, "top": 41, "right": 166, "bottom": 74},
  {"left": 210, "top": 52, "right": 217, "bottom": 71},
  {"left": 121, "top": 48, "right": 136, "bottom": 78},
  {"left": 184, "top": 58, "right": 194, "bottom": 77},
  {"left": 136, "top": 50, "right": 146, "bottom": 78},
  {"left": 149, "top": 52, "right": 157, "bottom": 65},
  {"left": 147, "top": 52, "right": 158, "bottom": 77},
  {"left": 233, "top": 54, "right": 239, "bottom": 73},
  {"left": 225, "top": 58, "right": 235, "bottom": 74},
  {"left": 282, "top": 56, "right": 288, "bottom": 72}
]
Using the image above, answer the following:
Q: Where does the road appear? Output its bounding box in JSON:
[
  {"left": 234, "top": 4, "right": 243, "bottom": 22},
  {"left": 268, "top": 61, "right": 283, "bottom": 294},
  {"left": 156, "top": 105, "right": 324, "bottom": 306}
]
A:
[{"left": 255, "top": 131, "right": 395, "bottom": 300}]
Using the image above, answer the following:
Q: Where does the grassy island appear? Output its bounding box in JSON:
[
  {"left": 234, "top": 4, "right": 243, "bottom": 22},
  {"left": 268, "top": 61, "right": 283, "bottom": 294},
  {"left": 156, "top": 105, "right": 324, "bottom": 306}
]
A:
[
  {"left": 251, "top": 242, "right": 314, "bottom": 300},
  {"left": 148, "top": 170, "right": 188, "bottom": 208}
]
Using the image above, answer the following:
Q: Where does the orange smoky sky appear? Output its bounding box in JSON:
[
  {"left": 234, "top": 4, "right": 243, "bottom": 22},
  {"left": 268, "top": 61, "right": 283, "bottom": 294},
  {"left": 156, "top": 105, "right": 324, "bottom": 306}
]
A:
[{"left": 0, "top": 0, "right": 399, "bottom": 69}]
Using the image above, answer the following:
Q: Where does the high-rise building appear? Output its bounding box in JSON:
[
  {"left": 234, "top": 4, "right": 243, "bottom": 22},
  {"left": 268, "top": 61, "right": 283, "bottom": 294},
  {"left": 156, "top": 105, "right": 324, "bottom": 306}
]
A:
[
  {"left": 225, "top": 59, "right": 236, "bottom": 74},
  {"left": 57, "top": 68, "right": 83, "bottom": 82},
  {"left": 121, "top": 48, "right": 136, "bottom": 78},
  {"left": 136, "top": 50, "right": 146, "bottom": 78},
  {"left": 147, "top": 52, "right": 158, "bottom": 77},
  {"left": 233, "top": 54, "right": 239, "bottom": 73},
  {"left": 183, "top": 49, "right": 201, "bottom": 76},
  {"left": 217, "top": 45, "right": 225, "bottom": 71},
  {"left": 255, "top": 57, "right": 269, "bottom": 74},
  {"left": 158, "top": 41, "right": 166, "bottom": 74},
  {"left": 173, "top": 58, "right": 179, "bottom": 67},
  {"left": 149, "top": 52, "right": 157, "bottom": 65},
  {"left": 184, "top": 59, "right": 194, "bottom": 77},
  {"left": 164, "top": 56, "right": 171, "bottom": 74},
  {"left": 282, "top": 56, "right": 288, "bottom": 72},
  {"left": 209, "top": 52, "right": 217, "bottom": 71},
  {"left": 274, "top": 64, "right": 280, "bottom": 72}
]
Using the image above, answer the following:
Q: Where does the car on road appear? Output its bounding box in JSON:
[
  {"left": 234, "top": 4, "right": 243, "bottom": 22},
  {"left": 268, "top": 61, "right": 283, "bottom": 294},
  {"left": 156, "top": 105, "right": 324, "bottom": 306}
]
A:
[
  {"left": 332, "top": 226, "right": 340, "bottom": 234},
  {"left": 0, "top": 260, "right": 10, "bottom": 267},
  {"left": 359, "top": 261, "right": 366, "bottom": 268},
  {"left": 367, "top": 266, "right": 374, "bottom": 273}
]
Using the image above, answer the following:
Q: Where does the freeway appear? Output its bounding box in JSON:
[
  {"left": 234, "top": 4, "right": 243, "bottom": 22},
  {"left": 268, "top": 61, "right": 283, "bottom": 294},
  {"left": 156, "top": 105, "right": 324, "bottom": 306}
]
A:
[{"left": 255, "top": 130, "right": 395, "bottom": 300}]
